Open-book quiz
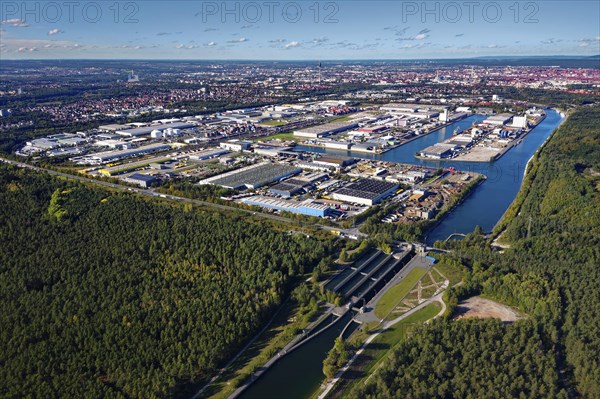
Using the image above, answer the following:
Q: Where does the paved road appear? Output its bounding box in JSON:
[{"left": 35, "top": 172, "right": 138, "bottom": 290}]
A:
[{"left": 0, "top": 157, "right": 366, "bottom": 238}]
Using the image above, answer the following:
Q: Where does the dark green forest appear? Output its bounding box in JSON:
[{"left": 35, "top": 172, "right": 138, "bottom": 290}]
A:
[
  {"left": 352, "top": 105, "right": 600, "bottom": 398},
  {"left": 0, "top": 167, "right": 333, "bottom": 398}
]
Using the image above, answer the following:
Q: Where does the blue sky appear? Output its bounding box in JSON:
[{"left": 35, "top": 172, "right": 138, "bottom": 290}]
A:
[{"left": 1, "top": 1, "right": 599, "bottom": 59}]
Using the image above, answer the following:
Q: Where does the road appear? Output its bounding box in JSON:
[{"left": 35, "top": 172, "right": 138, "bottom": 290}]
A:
[
  {"left": 0, "top": 156, "right": 366, "bottom": 238},
  {"left": 317, "top": 291, "right": 446, "bottom": 399}
]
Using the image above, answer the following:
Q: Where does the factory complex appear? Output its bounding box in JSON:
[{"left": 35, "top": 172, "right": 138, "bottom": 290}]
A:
[
  {"left": 419, "top": 108, "right": 546, "bottom": 162},
  {"left": 14, "top": 100, "right": 494, "bottom": 222}
]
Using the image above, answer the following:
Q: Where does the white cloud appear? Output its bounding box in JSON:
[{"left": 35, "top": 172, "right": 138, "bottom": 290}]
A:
[
  {"left": 206, "top": 41, "right": 217, "bottom": 46},
  {"left": 175, "top": 43, "right": 199, "bottom": 49},
  {"left": 227, "top": 37, "right": 248, "bottom": 44},
  {"left": 284, "top": 41, "right": 301, "bottom": 49},
  {"left": 1, "top": 18, "right": 29, "bottom": 27},
  {"left": 414, "top": 33, "right": 428, "bottom": 40},
  {"left": 48, "top": 28, "right": 62, "bottom": 36}
]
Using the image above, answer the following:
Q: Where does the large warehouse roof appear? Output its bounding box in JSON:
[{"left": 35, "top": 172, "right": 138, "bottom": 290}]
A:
[
  {"left": 116, "top": 122, "right": 197, "bottom": 137},
  {"left": 335, "top": 178, "right": 398, "bottom": 200},
  {"left": 200, "top": 162, "right": 301, "bottom": 190},
  {"left": 85, "top": 143, "right": 171, "bottom": 163}
]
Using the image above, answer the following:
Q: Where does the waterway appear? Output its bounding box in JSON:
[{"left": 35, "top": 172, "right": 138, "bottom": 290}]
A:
[
  {"left": 294, "top": 110, "right": 564, "bottom": 244},
  {"left": 236, "top": 110, "right": 564, "bottom": 399},
  {"left": 238, "top": 312, "right": 356, "bottom": 399}
]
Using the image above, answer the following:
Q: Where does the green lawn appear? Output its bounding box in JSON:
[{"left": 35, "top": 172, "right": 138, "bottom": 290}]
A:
[
  {"left": 374, "top": 268, "right": 428, "bottom": 319},
  {"left": 330, "top": 303, "right": 441, "bottom": 397}
]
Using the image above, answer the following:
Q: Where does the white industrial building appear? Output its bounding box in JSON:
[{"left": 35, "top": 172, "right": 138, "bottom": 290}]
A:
[
  {"left": 512, "top": 116, "right": 528, "bottom": 128},
  {"left": 220, "top": 140, "right": 252, "bottom": 152},
  {"left": 79, "top": 143, "right": 171, "bottom": 164},
  {"left": 483, "top": 114, "right": 513, "bottom": 126},
  {"left": 323, "top": 141, "right": 352, "bottom": 150}
]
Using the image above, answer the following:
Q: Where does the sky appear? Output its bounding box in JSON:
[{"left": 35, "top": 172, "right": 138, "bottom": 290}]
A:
[{"left": 0, "top": 1, "right": 599, "bottom": 59}]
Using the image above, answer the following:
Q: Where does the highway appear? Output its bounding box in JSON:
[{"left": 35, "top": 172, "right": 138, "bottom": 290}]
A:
[{"left": 0, "top": 157, "right": 366, "bottom": 238}]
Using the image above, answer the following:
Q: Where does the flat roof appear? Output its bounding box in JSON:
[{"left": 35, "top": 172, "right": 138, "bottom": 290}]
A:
[
  {"left": 99, "top": 124, "right": 130, "bottom": 131},
  {"left": 243, "top": 195, "right": 330, "bottom": 211},
  {"left": 89, "top": 143, "right": 171, "bottom": 161},
  {"left": 116, "top": 122, "right": 197, "bottom": 136},
  {"left": 127, "top": 173, "right": 156, "bottom": 182},
  {"left": 334, "top": 178, "right": 398, "bottom": 200},
  {"left": 201, "top": 162, "right": 301, "bottom": 189},
  {"left": 295, "top": 121, "right": 358, "bottom": 135},
  {"left": 314, "top": 156, "right": 354, "bottom": 166}
]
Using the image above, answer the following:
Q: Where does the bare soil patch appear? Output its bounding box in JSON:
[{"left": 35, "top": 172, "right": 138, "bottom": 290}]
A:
[{"left": 455, "top": 296, "right": 523, "bottom": 323}]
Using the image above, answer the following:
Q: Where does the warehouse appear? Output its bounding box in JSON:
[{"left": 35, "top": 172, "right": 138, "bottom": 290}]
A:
[
  {"left": 333, "top": 178, "right": 398, "bottom": 206},
  {"left": 98, "top": 124, "right": 131, "bottom": 132},
  {"left": 116, "top": 122, "right": 197, "bottom": 137},
  {"left": 82, "top": 143, "right": 171, "bottom": 164},
  {"left": 187, "top": 148, "right": 229, "bottom": 161},
  {"left": 200, "top": 162, "right": 301, "bottom": 190},
  {"left": 123, "top": 173, "right": 157, "bottom": 188},
  {"left": 242, "top": 196, "right": 331, "bottom": 217},
  {"left": 323, "top": 141, "right": 352, "bottom": 150},
  {"left": 268, "top": 178, "right": 309, "bottom": 197},
  {"left": 313, "top": 156, "right": 355, "bottom": 169},
  {"left": 418, "top": 143, "right": 456, "bottom": 159},
  {"left": 220, "top": 140, "right": 252, "bottom": 152},
  {"left": 294, "top": 121, "right": 358, "bottom": 138},
  {"left": 483, "top": 113, "right": 513, "bottom": 126},
  {"left": 254, "top": 146, "right": 293, "bottom": 157}
]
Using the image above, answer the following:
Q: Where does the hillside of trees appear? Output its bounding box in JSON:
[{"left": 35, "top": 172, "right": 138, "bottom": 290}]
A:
[
  {"left": 352, "top": 105, "right": 600, "bottom": 398},
  {"left": 0, "top": 166, "right": 333, "bottom": 398}
]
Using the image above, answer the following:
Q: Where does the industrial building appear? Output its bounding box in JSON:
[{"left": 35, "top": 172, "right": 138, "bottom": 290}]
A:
[
  {"left": 483, "top": 114, "right": 513, "bottom": 126},
  {"left": 418, "top": 143, "right": 457, "bottom": 159},
  {"left": 220, "top": 140, "right": 252, "bottom": 152},
  {"left": 313, "top": 156, "right": 355, "bottom": 169},
  {"left": 323, "top": 141, "right": 352, "bottom": 150},
  {"left": 447, "top": 135, "right": 474, "bottom": 147},
  {"left": 253, "top": 146, "right": 293, "bottom": 157},
  {"left": 333, "top": 178, "right": 399, "bottom": 206},
  {"left": 116, "top": 122, "right": 197, "bottom": 137},
  {"left": 395, "top": 170, "right": 428, "bottom": 183},
  {"left": 187, "top": 148, "right": 229, "bottom": 161},
  {"left": 242, "top": 196, "right": 331, "bottom": 217},
  {"left": 268, "top": 179, "right": 309, "bottom": 197},
  {"left": 80, "top": 143, "right": 171, "bottom": 164},
  {"left": 511, "top": 116, "right": 528, "bottom": 128},
  {"left": 200, "top": 162, "right": 301, "bottom": 190},
  {"left": 25, "top": 133, "right": 87, "bottom": 152},
  {"left": 98, "top": 124, "right": 131, "bottom": 132},
  {"left": 123, "top": 173, "right": 157, "bottom": 188},
  {"left": 294, "top": 121, "right": 358, "bottom": 138}
]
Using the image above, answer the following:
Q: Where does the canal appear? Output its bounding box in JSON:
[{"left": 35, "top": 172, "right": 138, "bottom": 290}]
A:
[
  {"left": 236, "top": 110, "right": 564, "bottom": 399},
  {"left": 295, "top": 109, "right": 564, "bottom": 244},
  {"left": 238, "top": 312, "right": 356, "bottom": 399}
]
